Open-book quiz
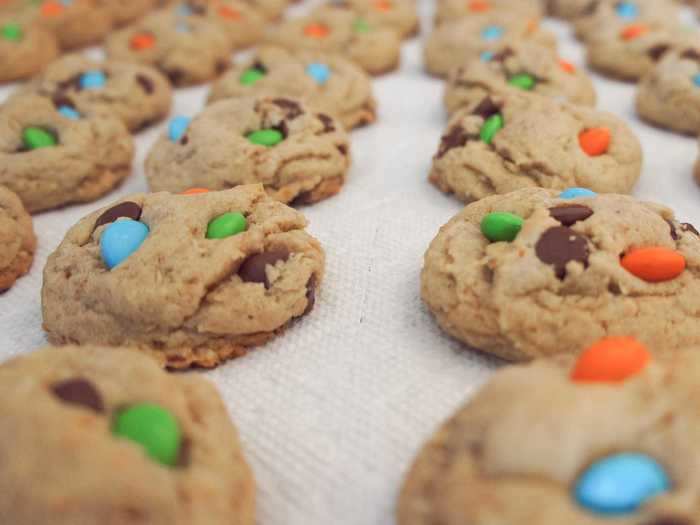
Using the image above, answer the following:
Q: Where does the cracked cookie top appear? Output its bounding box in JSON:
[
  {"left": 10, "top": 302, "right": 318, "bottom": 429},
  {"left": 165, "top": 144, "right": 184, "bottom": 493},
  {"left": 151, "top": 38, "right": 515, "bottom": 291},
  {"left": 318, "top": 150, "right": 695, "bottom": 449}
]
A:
[
  {"left": 41, "top": 185, "right": 325, "bottom": 369},
  {"left": 421, "top": 187, "right": 700, "bottom": 361}
]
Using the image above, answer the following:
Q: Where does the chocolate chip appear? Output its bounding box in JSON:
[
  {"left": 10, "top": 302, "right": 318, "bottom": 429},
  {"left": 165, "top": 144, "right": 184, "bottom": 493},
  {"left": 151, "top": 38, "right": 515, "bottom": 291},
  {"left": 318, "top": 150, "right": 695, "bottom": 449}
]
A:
[
  {"left": 238, "top": 249, "right": 291, "bottom": 288},
  {"left": 180, "top": 135, "right": 189, "bottom": 145},
  {"left": 52, "top": 94, "right": 76, "bottom": 111},
  {"left": 681, "top": 49, "right": 700, "bottom": 62},
  {"left": 472, "top": 97, "right": 500, "bottom": 120},
  {"left": 272, "top": 98, "right": 303, "bottom": 120},
  {"left": 491, "top": 47, "right": 514, "bottom": 63},
  {"left": 166, "top": 69, "right": 184, "bottom": 86},
  {"left": 337, "top": 144, "right": 347, "bottom": 155},
  {"left": 135, "top": 74, "right": 154, "bottom": 94},
  {"left": 177, "top": 438, "right": 191, "bottom": 467},
  {"left": 290, "top": 190, "right": 314, "bottom": 206},
  {"left": 304, "top": 274, "right": 317, "bottom": 315},
  {"left": 648, "top": 44, "right": 670, "bottom": 61},
  {"left": 51, "top": 378, "right": 104, "bottom": 413},
  {"left": 215, "top": 60, "right": 230, "bottom": 74},
  {"left": 94, "top": 201, "right": 142, "bottom": 230},
  {"left": 535, "top": 226, "right": 590, "bottom": 279},
  {"left": 667, "top": 219, "right": 679, "bottom": 240},
  {"left": 56, "top": 73, "right": 83, "bottom": 93},
  {"left": 317, "top": 113, "right": 335, "bottom": 133},
  {"left": 436, "top": 126, "right": 476, "bottom": 158},
  {"left": 582, "top": 0, "right": 599, "bottom": 15},
  {"left": 682, "top": 222, "right": 699, "bottom": 236},
  {"left": 549, "top": 205, "right": 593, "bottom": 226},
  {"left": 251, "top": 61, "right": 267, "bottom": 74}
]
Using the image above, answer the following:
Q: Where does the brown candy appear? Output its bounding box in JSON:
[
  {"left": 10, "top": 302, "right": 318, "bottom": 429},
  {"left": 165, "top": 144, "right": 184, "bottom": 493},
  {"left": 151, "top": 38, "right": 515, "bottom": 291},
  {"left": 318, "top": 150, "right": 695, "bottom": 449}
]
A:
[
  {"left": 51, "top": 378, "right": 104, "bottom": 413},
  {"left": 535, "top": 226, "right": 590, "bottom": 279}
]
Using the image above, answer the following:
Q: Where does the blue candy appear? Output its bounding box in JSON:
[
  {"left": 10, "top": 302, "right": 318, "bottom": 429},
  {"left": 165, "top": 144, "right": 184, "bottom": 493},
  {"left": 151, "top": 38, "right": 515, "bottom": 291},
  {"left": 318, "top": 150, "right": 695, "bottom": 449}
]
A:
[
  {"left": 575, "top": 453, "right": 670, "bottom": 516},
  {"left": 480, "top": 51, "right": 494, "bottom": 62},
  {"left": 80, "top": 70, "right": 106, "bottom": 90},
  {"left": 100, "top": 220, "right": 150, "bottom": 269},
  {"left": 481, "top": 25, "right": 504, "bottom": 41},
  {"left": 615, "top": 1, "right": 639, "bottom": 19},
  {"left": 58, "top": 105, "right": 81, "bottom": 120},
  {"left": 559, "top": 187, "right": 597, "bottom": 199},
  {"left": 693, "top": 73, "right": 700, "bottom": 87},
  {"left": 168, "top": 116, "right": 191, "bottom": 142},
  {"left": 306, "top": 63, "right": 331, "bottom": 85}
]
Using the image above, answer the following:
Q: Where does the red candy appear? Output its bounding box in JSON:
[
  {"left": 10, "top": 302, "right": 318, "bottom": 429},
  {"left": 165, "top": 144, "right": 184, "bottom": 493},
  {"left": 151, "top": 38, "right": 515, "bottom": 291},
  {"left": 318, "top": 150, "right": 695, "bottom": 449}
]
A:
[
  {"left": 130, "top": 33, "right": 156, "bottom": 51},
  {"left": 468, "top": 0, "right": 490, "bottom": 12},
  {"left": 41, "top": 1, "right": 63, "bottom": 16},
  {"left": 621, "top": 247, "right": 686, "bottom": 282},
  {"left": 620, "top": 24, "right": 649, "bottom": 40},
  {"left": 218, "top": 6, "right": 241, "bottom": 19},
  {"left": 304, "top": 23, "right": 330, "bottom": 38},
  {"left": 572, "top": 337, "right": 651, "bottom": 383},
  {"left": 559, "top": 59, "right": 576, "bottom": 74},
  {"left": 579, "top": 127, "right": 611, "bottom": 157},
  {"left": 374, "top": 0, "right": 392, "bottom": 11}
]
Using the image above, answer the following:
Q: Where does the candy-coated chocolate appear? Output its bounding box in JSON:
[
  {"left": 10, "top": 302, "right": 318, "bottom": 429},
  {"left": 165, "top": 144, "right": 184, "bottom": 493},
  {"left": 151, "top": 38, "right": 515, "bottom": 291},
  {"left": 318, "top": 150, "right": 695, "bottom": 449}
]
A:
[
  {"left": 168, "top": 115, "right": 191, "bottom": 143},
  {"left": 508, "top": 73, "right": 535, "bottom": 90},
  {"left": 22, "top": 127, "right": 57, "bottom": 150},
  {"left": 80, "top": 70, "right": 107, "bottom": 90},
  {"left": 247, "top": 128, "right": 284, "bottom": 147},
  {"left": 571, "top": 337, "right": 651, "bottom": 383},
  {"left": 480, "top": 114, "right": 503, "bottom": 144},
  {"left": 206, "top": 212, "right": 247, "bottom": 239},
  {"left": 58, "top": 105, "right": 81, "bottom": 120},
  {"left": 621, "top": 247, "right": 686, "bottom": 282},
  {"left": 100, "top": 219, "right": 149, "bottom": 269},
  {"left": 481, "top": 212, "right": 523, "bottom": 242},
  {"left": 307, "top": 63, "right": 331, "bottom": 85},
  {"left": 113, "top": 403, "right": 182, "bottom": 467},
  {"left": 579, "top": 127, "right": 611, "bottom": 156},
  {"left": 559, "top": 187, "right": 597, "bottom": 199},
  {"left": 1, "top": 23, "right": 22, "bottom": 42},
  {"left": 239, "top": 67, "right": 265, "bottom": 85}
]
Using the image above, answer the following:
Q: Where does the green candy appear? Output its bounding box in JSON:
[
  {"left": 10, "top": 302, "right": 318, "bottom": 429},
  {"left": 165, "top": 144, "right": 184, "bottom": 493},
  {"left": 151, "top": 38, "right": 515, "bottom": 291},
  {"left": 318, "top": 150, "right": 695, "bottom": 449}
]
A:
[
  {"left": 353, "top": 18, "right": 371, "bottom": 33},
  {"left": 479, "top": 114, "right": 503, "bottom": 145},
  {"left": 1, "top": 24, "right": 23, "bottom": 42},
  {"left": 508, "top": 73, "right": 536, "bottom": 90},
  {"left": 206, "top": 212, "right": 247, "bottom": 239},
  {"left": 239, "top": 68, "right": 265, "bottom": 86},
  {"left": 247, "top": 128, "right": 284, "bottom": 147},
  {"left": 22, "top": 127, "right": 57, "bottom": 150},
  {"left": 113, "top": 404, "right": 182, "bottom": 467},
  {"left": 480, "top": 212, "right": 524, "bottom": 242}
]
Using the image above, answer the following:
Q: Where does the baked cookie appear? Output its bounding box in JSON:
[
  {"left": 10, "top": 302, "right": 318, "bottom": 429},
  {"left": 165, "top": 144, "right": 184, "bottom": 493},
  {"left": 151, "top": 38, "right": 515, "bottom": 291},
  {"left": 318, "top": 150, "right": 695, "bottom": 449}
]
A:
[
  {"left": 400, "top": 340, "right": 700, "bottom": 524},
  {"left": 0, "top": 345, "right": 255, "bottom": 524},
  {"left": 331, "top": 0, "right": 419, "bottom": 39},
  {"left": 96, "top": 0, "right": 160, "bottom": 27},
  {"left": 636, "top": 45, "right": 700, "bottom": 135},
  {"left": 147, "top": 97, "right": 350, "bottom": 204},
  {"left": 424, "top": 13, "right": 557, "bottom": 77},
  {"left": 242, "top": 0, "right": 288, "bottom": 19},
  {"left": 575, "top": 0, "right": 680, "bottom": 41},
  {"left": 105, "top": 9, "right": 232, "bottom": 86},
  {"left": 208, "top": 46, "right": 376, "bottom": 130},
  {"left": 545, "top": 0, "right": 597, "bottom": 19},
  {"left": 430, "top": 91, "right": 640, "bottom": 202},
  {"left": 0, "top": 93, "right": 134, "bottom": 213},
  {"left": 42, "top": 185, "right": 325, "bottom": 369},
  {"left": 266, "top": 6, "right": 401, "bottom": 75},
  {"left": 444, "top": 42, "right": 596, "bottom": 115},
  {"left": 434, "top": 0, "right": 543, "bottom": 27},
  {"left": 421, "top": 187, "right": 700, "bottom": 361},
  {"left": 19, "top": 53, "right": 173, "bottom": 133},
  {"left": 0, "top": 15, "right": 58, "bottom": 83},
  {"left": 30, "top": 0, "right": 113, "bottom": 50},
  {"left": 0, "top": 185, "right": 35, "bottom": 291}
]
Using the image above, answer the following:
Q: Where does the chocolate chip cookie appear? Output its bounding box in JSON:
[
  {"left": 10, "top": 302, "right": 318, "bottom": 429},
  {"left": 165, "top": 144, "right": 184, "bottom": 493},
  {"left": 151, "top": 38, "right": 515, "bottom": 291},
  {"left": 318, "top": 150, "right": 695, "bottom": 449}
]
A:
[
  {"left": 242, "top": 0, "right": 288, "bottom": 19},
  {"left": 400, "top": 340, "right": 700, "bottom": 524},
  {"left": 0, "top": 185, "right": 35, "bottom": 291},
  {"left": 0, "top": 15, "right": 58, "bottom": 83},
  {"left": 434, "top": 0, "right": 543, "bottom": 27},
  {"left": 431, "top": 91, "right": 641, "bottom": 202},
  {"left": 0, "top": 345, "right": 255, "bottom": 524},
  {"left": 545, "top": 0, "right": 598, "bottom": 19},
  {"left": 31, "top": 0, "right": 113, "bottom": 50},
  {"left": 266, "top": 6, "right": 401, "bottom": 75},
  {"left": 444, "top": 42, "right": 596, "bottom": 115},
  {"left": 146, "top": 97, "right": 350, "bottom": 204},
  {"left": 208, "top": 46, "right": 376, "bottom": 130},
  {"left": 42, "top": 185, "right": 325, "bottom": 369},
  {"left": 0, "top": 93, "right": 134, "bottom": 213},
  {"left": 331, "top": 0, "right": 419, "bottom": 39},
  {"left": 421, "top": 187, "right": 700, "bottom": 361},
  {"left": 96, "top": 0, "right": 160, "bottom": 26},
  {"left": 424, "top": 13, "right": 557, "bottom": 77},
  {"left": 575, "top": 0, "right": 680, "bottom": 41},
  {"left": 19, "top": 53, "right": 172, "bottom": 133}
]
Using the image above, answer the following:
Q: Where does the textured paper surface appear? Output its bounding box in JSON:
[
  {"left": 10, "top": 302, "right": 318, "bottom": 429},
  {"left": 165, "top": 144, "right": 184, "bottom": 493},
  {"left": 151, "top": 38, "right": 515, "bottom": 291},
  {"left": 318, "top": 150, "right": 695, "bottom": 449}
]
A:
[{"left": 2, "top": 2, "right": 700, "bottom": 523}]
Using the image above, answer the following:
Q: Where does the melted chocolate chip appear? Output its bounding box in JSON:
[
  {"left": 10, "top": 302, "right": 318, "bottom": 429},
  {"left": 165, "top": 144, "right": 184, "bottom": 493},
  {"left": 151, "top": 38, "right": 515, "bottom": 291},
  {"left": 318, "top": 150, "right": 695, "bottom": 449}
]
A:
[
  {"left": 52, "top": 94, "right": 77, "bottom": 111},
  {"left": 216, "top": 60, "right": 230, "bottom": 74},
  {"left": 472, "top": 97, "right": 500, "bottom": 120},
  {"left": 304, "top": 274, "right": 317, "bottom": 315},
  {"left": 549, "top": 205, "right": 593, "bottom": 226},
  {"left": 51, "top": 378, "right": 104, "bottom": 413},
  {"left": 436, "top": 126, "right": 476, "bottom": 158},
  {"left": 135, "top": 74, "right": 154, "bottom": 94},
  {"left": 94, "top": 201, "right": 142, "bottom": 230},
  {"left": 535, "top": 226, "right": 590, "bottom": 279},
  {"left": 491, "top": 47, "right": 514, "bottom": 63},
  {"left": 290, "top": 189, "right": 314, "bottom": 206},
  {"left": 648, "top": 44, "right": 671, "bottom": 61},
  {"left": 337, "top": 144, "right": 347, "bottom": 155},
  {"left": 681, "top": 49, "right": 700, "bottom": 62},
  {"left": 667, "top": 219, "right": 679, "bottom": 240},
  {"left": 682, "top": 222, "right": 699, "bottom": 236},
  {"left": 317, "top": 113, "right": 335, "bottom": 133},
  {"left": 272, "top": 98, "right": 303, "bottom": 120},
  {"left": 166, "top": 69, "right": 184, "bottom": 86},
  {"left": 238, "top": 250, "right": 291, "bottom": 288},
  {"left": 180, "top": 135, "right": 189, "bottom": 145},
  {"left": 251, "top": 61, "right": 268, "bottom": 74},
  {"left": 56, "top": 73, "right": 84, "bottom": 93}
]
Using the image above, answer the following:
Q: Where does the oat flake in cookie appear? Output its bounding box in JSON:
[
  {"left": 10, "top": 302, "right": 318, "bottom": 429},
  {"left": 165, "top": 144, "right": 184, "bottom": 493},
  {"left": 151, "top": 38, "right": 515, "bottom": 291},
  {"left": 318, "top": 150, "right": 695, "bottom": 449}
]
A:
[
  {"left": 147, "top": 96, "right": 350, "bottom": 205},
  {"left": 399, "top": 340, "right": 700, "bottom": 524},
  {"left": 0, "top": 186, "right": 35, "bottom": 291},
  {"left": 42, "top": 185, "right": 325, "bottom": 369},
  {"left": 421, "top": 188, "right": 700, "bottom": 361},
  {"left": 0, "top": 345, "right": 255, "bottom": 524}
]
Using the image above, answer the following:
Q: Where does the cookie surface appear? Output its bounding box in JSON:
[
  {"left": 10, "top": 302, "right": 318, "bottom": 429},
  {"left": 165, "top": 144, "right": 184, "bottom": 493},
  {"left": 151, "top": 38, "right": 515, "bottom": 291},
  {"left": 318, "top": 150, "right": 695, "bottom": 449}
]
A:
[
  {"left": 42, "top": 185, "right": 325, "bottom": 369},
  {"left": 242, "top": 0, "right": 288, "bottom": 19},
  {"left": 421, "top": 188, "right": 700, "bottom": 361},
  {"left": 266, "top": 6, "right": 401, "bottom": 75},
  {"left": 96, "top": 0, "right": 159, "bottom": 26},
  {"left": 444, "top": 42, "right": 596, "bottom": 114},
  {"left": 0, "top": 16, "right": 59, "bottom": 83},
  {"left": 545, "top": 0, "right": 597, "bottom": 19},
  {"left": 575, "top": 0, "right": 679, "bottom": 41},
  {"left": 208, "top": 46, "right": 376, "bottom": 130},
  {"left": 19, "top": 53, "right": 173, "bottom": 133},
  {"left": 434, "top": 0, "right": 543, "bottom": 27},
  {"left": 0, "top": 93, "right": 134, "bottom": 213},
  {"left": 0, "top": 345, "right": 255, "bottom": 525},
  {"left": 399, "top": 342, "right": 700, "bottom": 524},
  {"left": 147, "top": 96, "right": 351, "bottom": 204},
  {"left": 332, "top": 0, "right": 419, "bottom": 39},
  {"left": 28, "top": 0, "right": 113, "bottom": 50},
  {"left": 431, "top": 91, "right": 641, "bottom": 202},
  {"left": 0, "top": 185, "right": 35, "bottom": 291}
]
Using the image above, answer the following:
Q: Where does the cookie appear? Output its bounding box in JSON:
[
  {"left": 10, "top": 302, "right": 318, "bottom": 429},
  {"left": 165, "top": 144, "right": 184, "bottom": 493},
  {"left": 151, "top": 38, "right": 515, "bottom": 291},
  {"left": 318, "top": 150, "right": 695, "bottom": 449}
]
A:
[
  {"left": 0, "top": 345, "right": 255, "bottom": 524},
  {"left": 105, "top": 9, "right": 232, "bottom": 86},
  {"left": 266, "top": 6, "right": 401, "bottom": 75},
  {"left": 208, "top": 46, "right": 376, "bottom": 130},
  {"left": 636, "top": 45, "right": 700, "bottom": 135},
  {"left": 421, "top": 187, "right": 700, "bottom": 361},
  {"left": 444, "top": 42, "right": 596, "bottom": 115},
  {"left": 430, "top": 91, "right": 640, "bottom": 202},
  {"left": 19, "top": 53, "right": 173, "bottom": 133},
  {"left": 97, "top": 0, "right": 160, "bottom": 26},
  {"left": 42, "top": 185, "right": 325, "bottom": 369},
  {"left": 242, "top": 0, "right": 288, "bottom": 19},
  {"left": 575, "top": 0, "right": 680, "bottom": 41},
  {"left": 434, "top": 0, "right": 543, "bottom": 27},
  {"left": 30, "top": 0, "right": 113, "bottom": 50},
  {"left": 399, "top": 340, "right": 700, "bottom": 524},
  {"left": 545, "top": 0, "right": 598, "bottom": 19},
  {"left": 331, "top": 0, "right": 419, "bottom": 39},
  {"left": 424, "top": 13, "right": 557, "bottom": 78},
  {"left": 0, "top": 16, "right": 59, "bottom": 83},
  {"left": 146, "top": 97, "right": 350, "bottom": 204},
  {"left": 0, "top": 93, "right": 134, "bottom": 213},
  {"left": 0, "top": 185, "right": 35, "bottom": 291}
]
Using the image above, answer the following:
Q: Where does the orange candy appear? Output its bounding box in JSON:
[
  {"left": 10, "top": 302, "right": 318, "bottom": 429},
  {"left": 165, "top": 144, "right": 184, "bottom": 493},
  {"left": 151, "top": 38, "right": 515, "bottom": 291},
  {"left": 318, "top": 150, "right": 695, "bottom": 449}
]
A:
[
  {"left": 304, "top": 23, "right": 330, "bottom": 38},
  {"left": 374, "top": 0, "right": 392, "bottom": 11},
  {"left": 130, "top": 33, "right": 156, "bottom": 51},
  {"left": 218, "top": 6, "right": 241, "bottom": 19},
  {"left": 571, "top": 337, "right": 651, "bottom": 383},
  {"left": 41, "top": 1, "right": 63, "bottom": 17},
  {"left": 621, "top": 247, "right": 686, "bottom": 283},
  {"left": 578, "top": 127, "right": 611, "bottom": 157},
  {"left": 559, "top": 59, "right": 576, "bottom": 74},
  {"left": 181, "top": 188, "right": 210, "bottom": 195},
  {"left": 620, "top": 24, "right": 648, "bottom": 40},
  {"left": 468, "top": 0, "right": 490, "bottom": 12}
]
